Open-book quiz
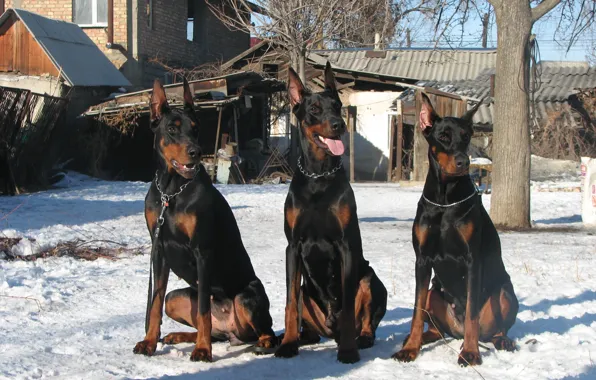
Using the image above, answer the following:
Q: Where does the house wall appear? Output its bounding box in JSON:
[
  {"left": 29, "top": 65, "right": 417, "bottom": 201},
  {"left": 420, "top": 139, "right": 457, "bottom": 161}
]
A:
[
  {"left": 4, "top": 0, "right": 129, "bottom": 54},
  {"left": 138, "top": 0, "right": 249, "bottom": 85},
  {"left": 347, "top": 91, "right": 401, "bottom": 181}
]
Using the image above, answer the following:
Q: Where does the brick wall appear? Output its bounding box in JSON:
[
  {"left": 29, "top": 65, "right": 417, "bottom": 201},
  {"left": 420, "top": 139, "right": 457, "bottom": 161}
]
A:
[
  {"left": 140, "top": 0, "right": 249, "bottom": 70},
  {"left": 6, "top": 0, "right": 250, "bottom": 86},
  {"left": 5, "top": 0, "right": 128, "bottom": 54}
]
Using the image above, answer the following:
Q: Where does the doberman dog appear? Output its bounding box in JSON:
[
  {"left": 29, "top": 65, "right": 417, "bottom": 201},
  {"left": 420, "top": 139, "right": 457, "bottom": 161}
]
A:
[
  {"left": 133, "top": 78, "right": 277, "bottom": 362},
  {"left": 393, "top": 93, "right": 519, "bottom": 366},
  {"left": 274, "top": 62, "right": 387, "bottom": 364}
]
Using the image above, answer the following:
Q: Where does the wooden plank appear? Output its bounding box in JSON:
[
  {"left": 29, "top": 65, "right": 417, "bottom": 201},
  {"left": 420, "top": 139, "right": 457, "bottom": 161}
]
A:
[
  {"left": 423, "top": 86, "right": 462, "bottom": 101},
  {"left": 349, "top": 106, "right": 355, "bottom": 183},
  {"left": 212, "top": 107, "right": 223, "bottom": 182},
  {"left": 387, "top": 115, "right": 396, "bottom": 182},
  {"left": 0, "top": 16, "right": 14, "bottom": 71},
  {"left": 396, "top": 113, "right": 403, "bottom": 181},
  {"left": 412, "top": 91, "right": 429, "bottom": 181}
]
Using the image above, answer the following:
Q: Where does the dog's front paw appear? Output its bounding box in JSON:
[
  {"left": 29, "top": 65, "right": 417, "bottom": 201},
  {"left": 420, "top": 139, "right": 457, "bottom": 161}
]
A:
[
  {"left": 190, "top": 347, "right": 213, "bottom": 362},
  {"left": 356, "top": 335, "right": 375, "bottom": 349},
  {"left": 133, "top": 339, "right": 157, "bottom": 356},
  {"left": 392, "top": 347, "right": 419, "bottom": 362},
  {"left": 337, "top": 348, "right": 360, "bottom": 364},
  {"left": 274, "top": 341, "right": 299, "bottom": 358},
  {"left": 458, "top": 350, "right": 482, "bottom": 366}
]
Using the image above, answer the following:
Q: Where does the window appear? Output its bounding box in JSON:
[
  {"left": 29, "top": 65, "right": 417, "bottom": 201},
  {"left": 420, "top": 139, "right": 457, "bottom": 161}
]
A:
[{"left": 73, "top": 0, "right": 108, "bottom": 27}]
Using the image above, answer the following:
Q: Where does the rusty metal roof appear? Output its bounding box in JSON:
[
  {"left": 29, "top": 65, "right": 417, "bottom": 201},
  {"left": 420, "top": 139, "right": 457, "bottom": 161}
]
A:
[
  {"left": 309, "top": 48, "right": 497, "bottom": 82},
  {"left": 0, "top": 8, "right": 131, "bottom": 87}
]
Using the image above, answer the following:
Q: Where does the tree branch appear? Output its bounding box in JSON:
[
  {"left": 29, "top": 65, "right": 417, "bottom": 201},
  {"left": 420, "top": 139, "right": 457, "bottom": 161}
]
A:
[{"left": 531, "top": 0, "right": 562, "bottom": 22}]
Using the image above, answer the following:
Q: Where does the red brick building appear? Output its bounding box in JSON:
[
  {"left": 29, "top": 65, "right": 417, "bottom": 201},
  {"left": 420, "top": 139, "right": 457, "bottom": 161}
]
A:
[{"left": 0, "top": 0, "right": 250, "bottom": 88}]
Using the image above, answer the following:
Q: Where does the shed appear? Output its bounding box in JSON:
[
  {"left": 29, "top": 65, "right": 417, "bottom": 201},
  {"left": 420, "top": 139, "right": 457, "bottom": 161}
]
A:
[
  {"left": 0, "top": 8, "right": 131, "bottom": 90},
  {"left": 81, "top": 71, "right": 286, "bottom": 182}
]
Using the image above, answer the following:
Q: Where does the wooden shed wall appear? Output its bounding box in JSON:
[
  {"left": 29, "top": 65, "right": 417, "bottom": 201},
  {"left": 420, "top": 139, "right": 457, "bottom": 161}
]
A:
[{"left": 0, "top": 15, "right": 59, "bottom": 77}]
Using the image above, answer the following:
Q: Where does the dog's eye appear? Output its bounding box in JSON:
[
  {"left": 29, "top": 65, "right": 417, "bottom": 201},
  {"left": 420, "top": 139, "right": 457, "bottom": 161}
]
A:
[
  {"left": 168, "top": 126, "right": 176, "bottom": 134},
  {"left": 310, "top": 106, "right": 320, "bottom": 114}
]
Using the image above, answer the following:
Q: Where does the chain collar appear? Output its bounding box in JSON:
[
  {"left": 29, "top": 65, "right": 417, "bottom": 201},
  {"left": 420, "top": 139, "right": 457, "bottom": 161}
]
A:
[
  {"left": 154, "top": 168, "right": 198, "bottom": 225},
  {"left": 422, "top": 180, "right": 480, "bottom": 208},
  {"left": 297, "top": 156, "right": 343, "bottom": 179}
]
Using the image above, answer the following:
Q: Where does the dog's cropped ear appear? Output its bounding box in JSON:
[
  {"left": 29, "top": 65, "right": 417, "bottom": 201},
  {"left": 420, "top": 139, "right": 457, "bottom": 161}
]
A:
[
  {"left": 462, "top": 97, "right": 484, "bottom": 123},
  {"left": 182, "top": 77, "right": 194, "bottom": 112},
  {"left": 150, "top": 79, "right": 169, "bottom": 126},
  {"left": 324, "top": 61, "right": 338, "bottom": 94},
  {"left": 419, "top": 92, "right": 438, "bottom": 135},
  {"left": 288, "top": 67, "right": 306, "bottom": 108}
]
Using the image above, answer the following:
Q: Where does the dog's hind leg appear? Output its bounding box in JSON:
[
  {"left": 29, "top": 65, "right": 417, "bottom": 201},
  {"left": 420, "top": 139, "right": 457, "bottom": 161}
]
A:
[
  {"left": 162, "top": 332, "right": 197, "bottom": 345},
  {"left": 479, "top": 282, "right": 519, "bottom": 352},
  {"left": 355, "top": 267, "right": 387, "bottom": 349},
  {"left": 233, "top": 279, "right": 278, "bottom": 355},
  {"left": 163, "top": 288, "right": 231, "bottom": 345}
]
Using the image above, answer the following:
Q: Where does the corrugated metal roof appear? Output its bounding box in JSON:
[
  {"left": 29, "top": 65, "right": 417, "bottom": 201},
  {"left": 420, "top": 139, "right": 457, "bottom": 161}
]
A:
[
  {"left": 310, "top": 48, "right": 497, "bottom": 82},
  {"left": 0, "top": 8, "right": 131, "bottom": 87},
  {"left": 399, "top": 61, "right": 596, "bottom": 126}
]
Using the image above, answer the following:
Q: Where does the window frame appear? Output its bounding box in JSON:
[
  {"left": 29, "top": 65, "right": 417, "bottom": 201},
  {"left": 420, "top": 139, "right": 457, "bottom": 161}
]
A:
[{"left": 73, "top": 0, "right": 108, "bottom": 28}]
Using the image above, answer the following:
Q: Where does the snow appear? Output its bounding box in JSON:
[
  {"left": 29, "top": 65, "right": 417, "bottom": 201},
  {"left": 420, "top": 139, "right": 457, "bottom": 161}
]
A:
[
  {"left": 471, "top": 157, "right": 492, "bottom": 165},
  {"left": 1, "top": 172, "right": 596, "bottom": 379}
]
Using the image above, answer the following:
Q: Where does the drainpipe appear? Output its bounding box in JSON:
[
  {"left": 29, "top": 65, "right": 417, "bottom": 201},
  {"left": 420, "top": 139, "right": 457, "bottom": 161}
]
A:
[{"left": 106, "top": 0, "right": 114, "bottom": 48}]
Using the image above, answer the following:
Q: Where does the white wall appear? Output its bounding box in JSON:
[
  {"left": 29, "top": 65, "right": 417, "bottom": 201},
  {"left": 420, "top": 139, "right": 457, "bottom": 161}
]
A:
[
  {"left": 347, "top": 91, "right": 400, "bottom": 181},
  {"left": 0, "top": 74, "right": 64, "bottom": 97}
]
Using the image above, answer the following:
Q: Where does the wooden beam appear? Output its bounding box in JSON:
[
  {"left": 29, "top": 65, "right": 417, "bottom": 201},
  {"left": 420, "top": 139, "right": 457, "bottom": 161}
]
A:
[
  {"left": 388, "top": 115, "right": 396, "bottom": 182},
  {"left": 212, "top": 107, "right": 223, "bottom": 182},
  {"left": 412, "top": 92, "right": 429, "bottom": 181},
  {"left": 396, "top": 113, "right": 403, "bottom": 181},
  {"left": 349, "top": 106, "right": 355, "bottom": 183},
  {"left": 336, "top": 81, "right": 355, "bottom": 90},
  {"left": 423, "top": 87, "right": 462, "bottom": 101}
]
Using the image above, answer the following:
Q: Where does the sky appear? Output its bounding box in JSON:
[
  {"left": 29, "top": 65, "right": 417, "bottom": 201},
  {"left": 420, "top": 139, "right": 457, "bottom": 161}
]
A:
[{"left": 188, "top": 2, "right": 594, "bottom": 63}]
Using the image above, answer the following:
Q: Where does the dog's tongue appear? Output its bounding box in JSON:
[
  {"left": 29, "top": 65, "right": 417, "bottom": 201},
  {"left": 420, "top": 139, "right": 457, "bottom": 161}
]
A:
[{"left": 321, "top": 137, "right": 345, "bottom": 156}]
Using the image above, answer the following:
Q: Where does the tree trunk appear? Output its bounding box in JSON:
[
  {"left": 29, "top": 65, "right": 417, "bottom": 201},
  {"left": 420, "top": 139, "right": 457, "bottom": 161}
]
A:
[
  {"left": 298, "top": 51, "right": 307, "bottom": 83},
  {"left": 489, "top": 0, "right": 533, "bottom": 229},
  {"left": 288, "top": 51, "right": 307, "bottom": 167}
]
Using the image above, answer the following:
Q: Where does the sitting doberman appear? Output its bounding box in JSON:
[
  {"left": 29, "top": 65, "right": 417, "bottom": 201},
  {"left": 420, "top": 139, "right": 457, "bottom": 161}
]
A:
[
  {"left": 274, "top": 62, "right": 387, "bottom": 364},
  {"left": 393, "top": 93, "right": 519, "bottom": 366},
  {"left": 133, "top": 78, "right": 277, "bottom": 362}
]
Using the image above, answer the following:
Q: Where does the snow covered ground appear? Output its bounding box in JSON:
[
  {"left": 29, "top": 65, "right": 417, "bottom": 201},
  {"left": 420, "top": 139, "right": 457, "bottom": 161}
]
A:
[{"left": 1, "top": 172, "right": 595, "bottom": 380}]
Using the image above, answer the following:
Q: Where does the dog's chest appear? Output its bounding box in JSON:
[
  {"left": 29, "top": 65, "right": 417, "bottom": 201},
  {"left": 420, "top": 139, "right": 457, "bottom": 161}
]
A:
[
  {"left": 293, "top": 206, "right": 345, "bottom": 238},
  {"left": 419, "top": 216, "right": 473, "bottom": 264}
]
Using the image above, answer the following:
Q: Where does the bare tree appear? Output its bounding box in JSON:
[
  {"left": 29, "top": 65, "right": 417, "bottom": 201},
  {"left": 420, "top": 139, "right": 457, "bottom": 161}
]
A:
[
  {"left": 333, "top": 1, "right": 432, "bottom": 48},
  {"left": 206, "top": 1, "right": 435, "bottom": 81},
  {"left": 426, "top": 0, "right": 594, "bottom": 229}
]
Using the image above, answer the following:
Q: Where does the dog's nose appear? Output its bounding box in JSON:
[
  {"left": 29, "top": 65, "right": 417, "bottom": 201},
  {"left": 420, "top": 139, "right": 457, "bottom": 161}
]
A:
[
  {"left": 455, "top": 157, "right": 469, "bottom": 169},
  {"left": 331, "top": 120, "right": 344, "bottom": 132},
  {"left": 188, "top": 148, "right": 198, "bottom": 158}
]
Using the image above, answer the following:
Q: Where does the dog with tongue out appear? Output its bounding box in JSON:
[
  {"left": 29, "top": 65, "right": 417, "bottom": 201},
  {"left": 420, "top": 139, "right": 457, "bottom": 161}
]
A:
[
  {"left": 274, "top": 62, "right": 387, "bottom": 364},
  {"left": 289, "top": 63, "right": 347, "bottom": 171}
]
